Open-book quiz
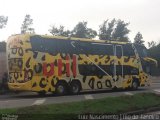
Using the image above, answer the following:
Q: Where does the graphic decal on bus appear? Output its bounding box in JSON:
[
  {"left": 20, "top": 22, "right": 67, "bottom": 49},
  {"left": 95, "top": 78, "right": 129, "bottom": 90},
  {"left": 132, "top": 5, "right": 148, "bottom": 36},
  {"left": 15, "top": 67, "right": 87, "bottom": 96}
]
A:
[{"left": 7, "top": 34, "right": 157, "bottom": 94}]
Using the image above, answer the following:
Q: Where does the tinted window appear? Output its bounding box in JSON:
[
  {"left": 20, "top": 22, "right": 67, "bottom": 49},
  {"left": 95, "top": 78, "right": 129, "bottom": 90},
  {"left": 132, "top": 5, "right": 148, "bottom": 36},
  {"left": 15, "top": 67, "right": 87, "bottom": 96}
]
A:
[
  {"left": 30, "top": 36, "right": 114, "bottom": 55},
  {"left": 74, "top": 42, "right": 114, "bottom": 55},
  {"left": 30, "top": 35, "right": 45, "bottom": 52},
  {"left": 79, "top": 65, "right": 114, "bottom": 76},
  {"left": 56, "top": 40, "right": 74, "bottom": 54},
  {"left": 92, "top": 44, "right": 113, "bottom": 55},
  {"left": 30, "top": 36, "right": 76, "bottom": 55},
  {"left": 79, "top": 42, "right": 92, "bottom": 54},
  {"left": 116, "top": 46, "right": 122, "bottom": 57},
  {"left": 43, "top": 39, "right": 57, "bottom": 54},
  {"left": 123, "top": 44, "right": 135, "bottom": 56}
]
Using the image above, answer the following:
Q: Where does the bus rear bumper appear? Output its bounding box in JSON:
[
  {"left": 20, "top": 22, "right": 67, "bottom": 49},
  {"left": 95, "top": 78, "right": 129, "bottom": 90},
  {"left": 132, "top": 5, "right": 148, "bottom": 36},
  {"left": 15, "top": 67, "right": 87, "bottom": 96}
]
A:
[{"left": 8, "top": 81, "right": 32, "bottom": 91}]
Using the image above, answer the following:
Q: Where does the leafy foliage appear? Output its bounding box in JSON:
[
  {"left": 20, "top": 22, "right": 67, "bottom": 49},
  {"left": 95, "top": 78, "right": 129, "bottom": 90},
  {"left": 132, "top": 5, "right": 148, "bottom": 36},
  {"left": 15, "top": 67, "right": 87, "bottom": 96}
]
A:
[
  {"left": 49, "top": 25, "right": 70, "bottom": 37},
  {"left": 21, "top": 14, "right": 35, "bottom": 34},
  {"left": 148, "top": 43, "right": 160, "bottom": 75},
  {"left": 49, "top": 21, "right": 97, "bottom": 39},
  {"left": 71, "top": 21, "right": 97, "bottom": 39},
  {"left": 148, "top": 41, "right": 157, "bottom": 48},
  {"left": 112, "top": 19, "right": 130, "bottom": 42},
  {"left": 134, "top": 32, "right": 144, "bottom": 45},
  {"left": 99, "top": 19, "right": 130, "bottom": 42},
  {"left": 148, "top": 43, "right": 160, "bottom": 64},
  {"left": 0, "top": 16, "right": 8, "bottom": 29},
  {"left": 99, "top": 19, "right": 116, "bottom": 40}
]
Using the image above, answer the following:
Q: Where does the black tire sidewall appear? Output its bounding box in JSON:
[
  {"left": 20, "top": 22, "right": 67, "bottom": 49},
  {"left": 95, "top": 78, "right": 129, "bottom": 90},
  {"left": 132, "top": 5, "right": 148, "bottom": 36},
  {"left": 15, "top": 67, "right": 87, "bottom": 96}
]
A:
[
  {"left": 132, "top": 81, "right": 138, "bottom": 90},
  {"left": 56, "top": 82, "right": 67, "bottom": 95},
  {"left": 70, "top": 82, "right": 80, "bottom": 94}
]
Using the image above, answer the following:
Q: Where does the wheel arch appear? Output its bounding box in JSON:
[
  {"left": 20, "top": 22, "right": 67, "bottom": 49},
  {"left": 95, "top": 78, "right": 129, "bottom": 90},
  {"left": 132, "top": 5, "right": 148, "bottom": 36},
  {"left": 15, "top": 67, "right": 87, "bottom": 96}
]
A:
[{"left": 56, "top": 79, "right": 69, "bottom": 87}]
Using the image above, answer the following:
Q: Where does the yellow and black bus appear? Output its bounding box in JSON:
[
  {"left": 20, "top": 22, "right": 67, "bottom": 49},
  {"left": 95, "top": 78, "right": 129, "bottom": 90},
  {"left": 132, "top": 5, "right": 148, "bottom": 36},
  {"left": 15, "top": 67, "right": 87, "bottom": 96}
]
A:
[{"left": 7, "top": 34, "right": 157, "bottom": 95}]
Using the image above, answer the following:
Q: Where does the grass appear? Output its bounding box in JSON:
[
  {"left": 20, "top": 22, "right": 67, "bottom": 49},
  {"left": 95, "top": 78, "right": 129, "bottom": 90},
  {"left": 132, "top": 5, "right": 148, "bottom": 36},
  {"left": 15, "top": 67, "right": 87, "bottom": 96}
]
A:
[{"left": 0, "top": 93, "right": 160, "bottom": 120}]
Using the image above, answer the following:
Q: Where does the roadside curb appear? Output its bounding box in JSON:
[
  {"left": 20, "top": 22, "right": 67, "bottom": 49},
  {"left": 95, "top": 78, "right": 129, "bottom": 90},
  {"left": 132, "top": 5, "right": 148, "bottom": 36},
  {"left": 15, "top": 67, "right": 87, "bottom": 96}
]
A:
[{"left": 123, "top": 107, "right": 160, "bottom": 114}]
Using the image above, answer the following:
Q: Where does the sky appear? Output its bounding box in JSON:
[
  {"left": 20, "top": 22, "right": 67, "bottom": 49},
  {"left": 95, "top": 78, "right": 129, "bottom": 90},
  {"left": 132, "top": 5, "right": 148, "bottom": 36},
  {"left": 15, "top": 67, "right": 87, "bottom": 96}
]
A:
[{"left": 0, "top": 0, "right": 160, "bottom": 46}]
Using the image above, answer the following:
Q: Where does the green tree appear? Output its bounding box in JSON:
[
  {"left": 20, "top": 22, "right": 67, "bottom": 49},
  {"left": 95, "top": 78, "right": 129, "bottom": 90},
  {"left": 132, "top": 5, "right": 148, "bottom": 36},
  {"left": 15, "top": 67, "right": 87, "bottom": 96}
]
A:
[
  {"left": 49, "top": 25, "right": 70, "bottom": 37},
  {"left": 112, "top": 19, "right": 130, "bottom": 42},
  {"left": 71, "top": 21, "right": 97, "bottom": 39},
  {"left": 0, "top": 16, "right": 8, "bottom": 29},
  {"left": 134, "top": 32, "right": 144, "bottom": 45},
  {"left": 148, "top": 41, "right": 157, "bottom": 48},
  {"left": 99, "top": 19, "right": 116, "bottom": 40},
  {"left": 21, "top": 14, "right": 35, "bottom": 34},
  {"left": 147, "top": 43, "right": 160, "bottom": 75}
]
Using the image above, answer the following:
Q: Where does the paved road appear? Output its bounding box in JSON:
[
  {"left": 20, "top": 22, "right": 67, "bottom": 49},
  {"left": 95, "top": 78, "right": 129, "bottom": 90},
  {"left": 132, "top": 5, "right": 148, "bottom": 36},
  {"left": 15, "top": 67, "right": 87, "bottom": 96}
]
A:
[{"left": 0, "top": 77, "right": 159, "bottom": 109}]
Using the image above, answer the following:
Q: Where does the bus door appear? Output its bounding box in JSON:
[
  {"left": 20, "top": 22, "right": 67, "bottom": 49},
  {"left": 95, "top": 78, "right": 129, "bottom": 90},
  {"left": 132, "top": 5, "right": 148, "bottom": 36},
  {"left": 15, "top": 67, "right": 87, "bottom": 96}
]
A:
[{"left": 114, "top": 45, "right": 123, "bottom": 88}]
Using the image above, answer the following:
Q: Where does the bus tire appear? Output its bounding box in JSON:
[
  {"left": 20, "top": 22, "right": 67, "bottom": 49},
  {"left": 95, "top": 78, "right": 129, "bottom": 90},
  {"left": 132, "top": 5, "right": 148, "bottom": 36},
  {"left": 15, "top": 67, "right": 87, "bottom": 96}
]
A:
[
  {"left": 132, "top": 79, "right": 139, "bottom": 90},
  {"left": 55, "top": 81, "right": 68, "bottom": 95},
  {"left": 70, "top": 81, "right": 81, "bottom": 95}
]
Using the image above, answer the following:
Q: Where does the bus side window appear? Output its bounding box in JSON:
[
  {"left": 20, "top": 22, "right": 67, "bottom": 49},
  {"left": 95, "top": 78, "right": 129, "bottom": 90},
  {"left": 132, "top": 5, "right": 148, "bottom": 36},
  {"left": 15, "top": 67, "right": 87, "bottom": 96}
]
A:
[
  {"left": 66, "top": 40, "right": 75, "bottom": 54},
  {"left": 67, "top": 40, "right": 80, "bottom": 54},
  {"left": 30, "top": 36, "right": 45, "bottom": 52},
  {"left": 91, "top": 44, "right": 113, "bottom": 55},
  {"left": 105, "top": 45, "right": 114, "bottom": 55},
  {"left": 116, "top": 46, "right": 122, "bottom": 57},
  {"left": 92, "top": 44, "right": 105, "bottom": 55},
  {"left": 77, "top": 42, "right": 92, "bottom": 55},
  {"left": 123, "top": 44, "right": 135, "bottom": 56},
  {"left": 43, "top": 39, "right": 57, "bottom": 55},
  {"left": 57, "top": 40, "right": 72, "bottom": 54},
  {"left": 57, "top": 40, "right": 63, "bottom": 53}
]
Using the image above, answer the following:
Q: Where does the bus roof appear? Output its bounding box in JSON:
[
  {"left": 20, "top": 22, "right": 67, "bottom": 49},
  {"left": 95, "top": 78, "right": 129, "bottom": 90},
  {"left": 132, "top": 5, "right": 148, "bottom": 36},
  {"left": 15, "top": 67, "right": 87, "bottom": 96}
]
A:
[{"left": 9, "top": 34, "right": 130, "bottom": 45}]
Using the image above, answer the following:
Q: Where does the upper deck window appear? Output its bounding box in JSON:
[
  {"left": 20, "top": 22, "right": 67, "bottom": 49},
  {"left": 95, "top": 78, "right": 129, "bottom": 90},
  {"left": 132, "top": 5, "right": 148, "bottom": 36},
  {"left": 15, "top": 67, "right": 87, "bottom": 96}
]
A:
[{"left": 30, "top": 36, "right": 114, "bottom": 55}]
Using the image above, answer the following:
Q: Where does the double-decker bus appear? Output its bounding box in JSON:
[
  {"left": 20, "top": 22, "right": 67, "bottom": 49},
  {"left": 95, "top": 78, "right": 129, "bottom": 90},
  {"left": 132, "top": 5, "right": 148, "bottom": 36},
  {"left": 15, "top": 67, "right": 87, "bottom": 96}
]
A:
[{"left": 7, "top": 34, "right": 157, "bottom": 95}]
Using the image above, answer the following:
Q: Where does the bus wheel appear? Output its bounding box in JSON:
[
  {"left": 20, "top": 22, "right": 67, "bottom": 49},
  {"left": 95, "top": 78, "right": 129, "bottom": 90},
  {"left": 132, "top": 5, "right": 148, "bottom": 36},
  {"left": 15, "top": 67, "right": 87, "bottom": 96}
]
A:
[
  {"left": 132, "top": 80, "right": 139, "bottom": 90},
  {"left": 55, "top": 82, "right": 68, "bottom": 95},
  {"left": 38, "top": 91, "right": 46, "bottom": 96},
  {"left": 70, "top": 81, "right": 81, "bottom": 94}
]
